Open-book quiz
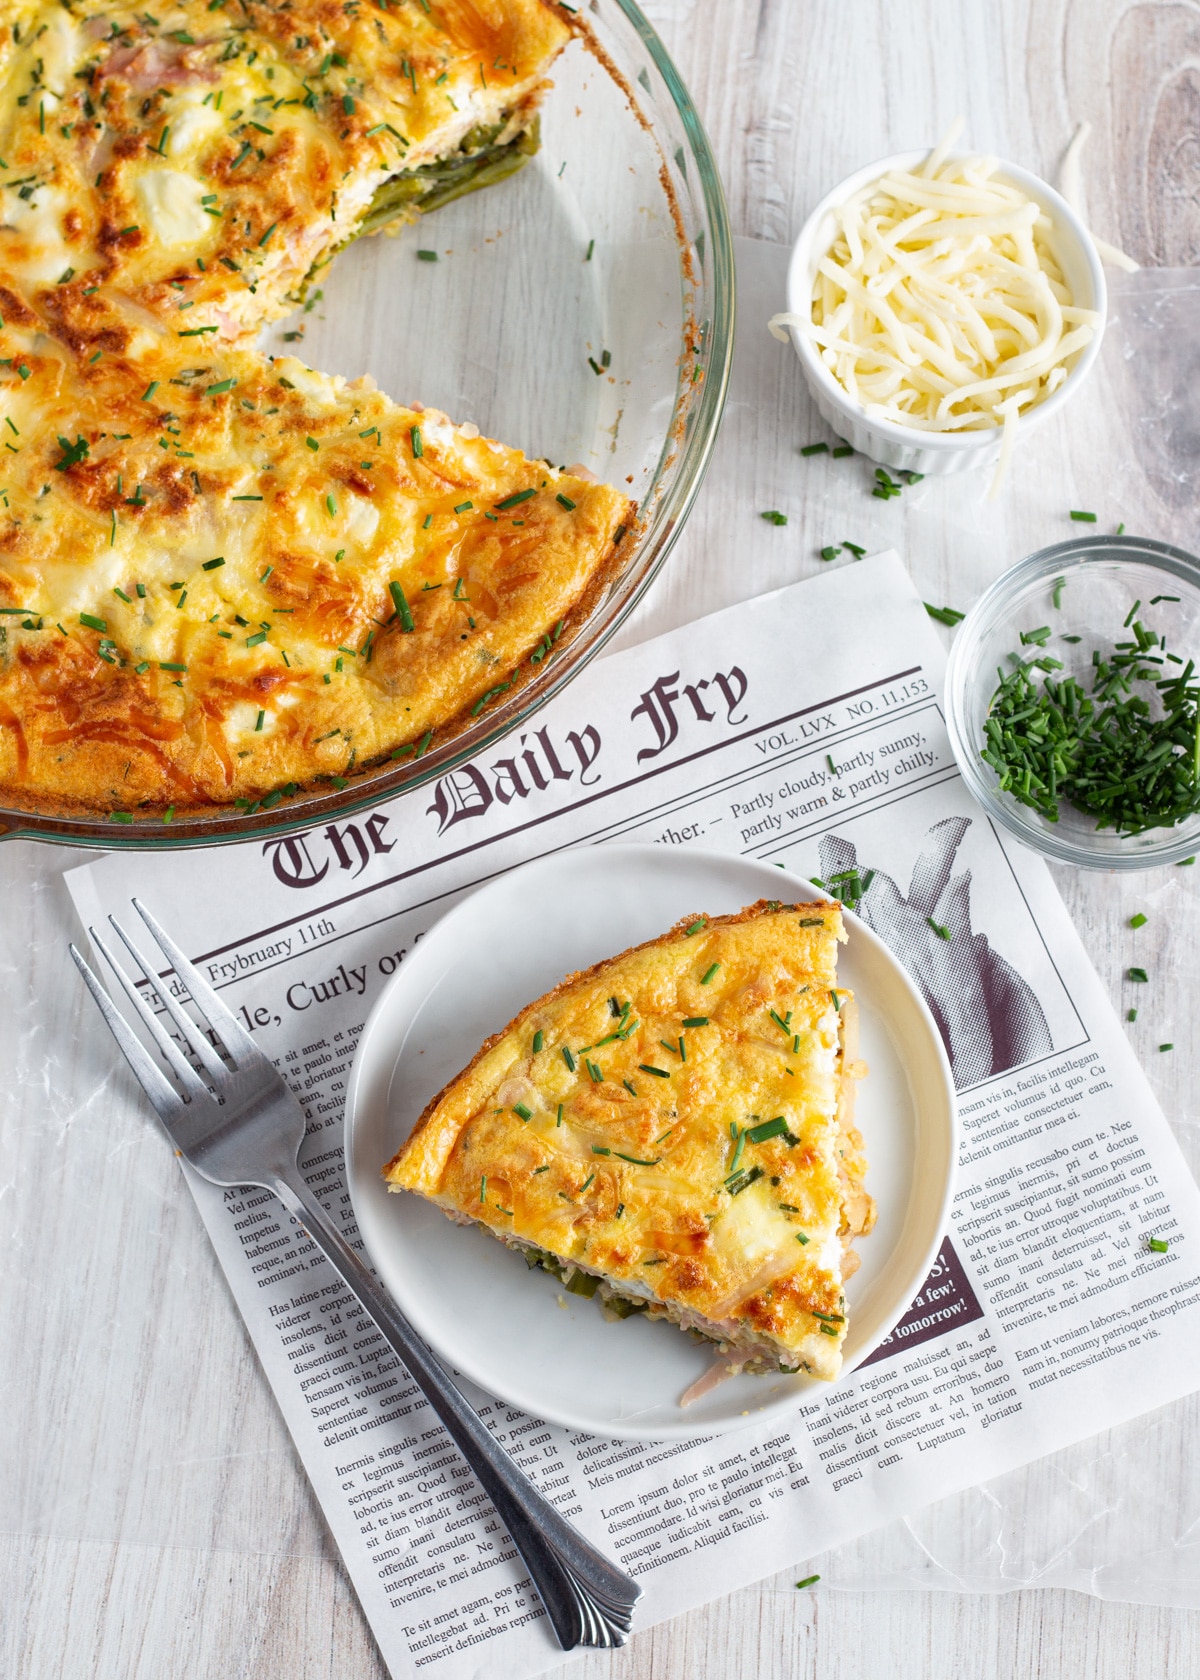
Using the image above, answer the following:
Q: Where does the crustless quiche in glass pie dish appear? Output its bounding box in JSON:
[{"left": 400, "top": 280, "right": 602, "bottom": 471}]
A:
[{"left": 0, "top": 0, "right": 732, "bottom": 845}]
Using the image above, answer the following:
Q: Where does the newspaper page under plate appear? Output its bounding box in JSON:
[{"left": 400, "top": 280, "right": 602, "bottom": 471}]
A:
[{"left": 65, "top": 552, "right": 1200, "bottom": 1679}]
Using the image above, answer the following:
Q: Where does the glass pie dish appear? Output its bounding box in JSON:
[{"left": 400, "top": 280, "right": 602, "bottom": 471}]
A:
[{"left": 0, "top": 0, "right": 733, "bottom": 849}]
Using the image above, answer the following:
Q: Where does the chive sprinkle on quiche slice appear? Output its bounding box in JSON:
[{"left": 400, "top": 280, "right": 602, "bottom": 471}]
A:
[{"left": 384, "top": 900, "right": 874, "bottom": 1395}]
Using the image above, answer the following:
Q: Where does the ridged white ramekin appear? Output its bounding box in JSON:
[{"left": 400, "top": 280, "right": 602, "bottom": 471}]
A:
[{"left": 780, "top": 151, "right": 1108, "bottom": 475}]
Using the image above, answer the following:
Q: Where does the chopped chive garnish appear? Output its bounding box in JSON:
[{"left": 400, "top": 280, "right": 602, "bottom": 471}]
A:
[
  {"left": 254, "top": 709, "right": 264, "bottom": 730},
  {"left": 1130, "top": 912, "right": 1148, "bottom": 928},
  {"left": 1160, "top": 1043, "right": 1174, "bottom": 1052},
  {"left": 202, "top": 556, "right": 225, "bottom": 570},
  {"left": 79, "top": 612, "right": 107, "bottom": 631},
  {"left": 389, "top": 580, "right": 415, "bottom": 632},
  {"left": 410, "top": 424, "right": 423, "bottom": 458},
  {"left": 1128, "top": 968, "right": 1149, "bottom": 983},
  {"left": 615, "top": 1153, "right": 661, "bottom": 1166},
  {"left": 532, "top": 1030, "right": 544, "bottom": 1053},
  {"left": 622, "top": 1079, "right": 638, "bottom": 1097},
  {"left": 417, "top": 249, "right": 438, "bottom": 262},
  {"left": 638, "top": 1064, "right": 670, "bottom": 1079},
  {"left": 681, "top": 1016, "right": 708, "bottom": 1027},
  {"left": 700, "top": 963, "right": 720, "bottom": 984},
  {"left": 924, "top": 602, "right": 965, "bottom": 627},
  {"left": 556, "top": 1104, "right": 564, "bottom": 1127},
  {"left": 760, "top": 510, "right": 787, "bottom": 526},
  {"left": 592, "top": 1145, "right": 610, "bottom": 1156},
  {"left": 800, "top": 442, "right": 828, "bottom": 457},
  {"left": 580, "top": 1173, "right": 595, "bottom": 1192},
  {"left": 982, "top": 612, "right": 1200, "bottom": 834},
  {"left": 562, "top": 1047, "right": 575, "bottom": 1071},
  {"left": 1053, "top": 577, "right": 1066, "bottom": 609},
  {"left": 843, "top": 540, "right": 866, "bottom": 557},
  {"left": 495, "top": 488, "right": 535, "bottom": 510},
  {"left": 795, "top": 1232, "right": 810, "bottom": 1244},
  {"left": 586, "top": 1059, "right": 602, "bottom": 1083},
  {"left": 795, "top": 1575, "right": 821, "bottom": 1590},
  {"left": 556, "top": 492, "right": 576, "bottom": 511},
  {"left": 480, "top": 1174, "right": 486, "bottom": 1203},
  {"left": 1148, "top": 1237, "right": 1169, "bottom": 1252},
  {"left": 745, "top": 1116, "right": 788, "bottom": 1143},
  {"left": 454, "top": 500, "right": 473, "bottom": 513},
  {"left": 832, "top": 445, "right": 854, "bottom": 458},
  {"left": 1127, "top": 1008, "right": 1138, "bottom": 1022},
  {"left": 1070, "top": 510, "right": 1097, "bottom": 522},
  {"left": 512, "top": 1103, "right": 532, "bottom": 1121},
  {"left": 927, "top": 918, "right": 951, "bottom": 941},
  {"left": 684, "top": 918, "right": 707, "bottom": 935}
]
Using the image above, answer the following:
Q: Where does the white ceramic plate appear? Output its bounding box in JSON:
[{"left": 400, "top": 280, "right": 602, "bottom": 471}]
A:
[{"left": 345, "top": 845, "right": 957, "bottom": 1440}]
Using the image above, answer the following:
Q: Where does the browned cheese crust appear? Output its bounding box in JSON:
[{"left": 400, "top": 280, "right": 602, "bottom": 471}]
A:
[{"left": 0, "top": 337, "right": 629, "bottom": 812}]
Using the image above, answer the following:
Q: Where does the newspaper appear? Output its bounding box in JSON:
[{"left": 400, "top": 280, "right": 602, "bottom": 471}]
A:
[{"left": 65, "top": 551, "right": 1200, "bottom": 1679}]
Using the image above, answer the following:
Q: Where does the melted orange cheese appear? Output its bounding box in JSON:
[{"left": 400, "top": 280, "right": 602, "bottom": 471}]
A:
[{"left": 0, "top": 335, "right": 628, "bottom": 812}]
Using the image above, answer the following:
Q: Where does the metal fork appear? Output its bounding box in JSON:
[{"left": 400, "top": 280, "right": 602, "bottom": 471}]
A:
[{"left": 70, "top": 898, "right": 641, "bottom": 1651}]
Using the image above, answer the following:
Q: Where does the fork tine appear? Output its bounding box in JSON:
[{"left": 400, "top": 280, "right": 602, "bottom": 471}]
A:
[
  {"left": 90, "top": 926, "right": 212, "bottom": 1103},
  {"left": 131, "top": 897, "right": 263, "bottom": 1066},
  {"left": 107, "top": 915, "right": 228, "bottom": 1082},
  {"left": 69, "top": 942, "right": 186, "bottom": 1122}
]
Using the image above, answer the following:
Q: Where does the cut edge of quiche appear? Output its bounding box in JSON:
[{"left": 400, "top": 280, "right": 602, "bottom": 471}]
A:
[
  {"left": 384, "top": 899, "right": 875, "bottom": 1398},
  {"left": 0, "top": 0, "right": 574, "bottom": 350}
]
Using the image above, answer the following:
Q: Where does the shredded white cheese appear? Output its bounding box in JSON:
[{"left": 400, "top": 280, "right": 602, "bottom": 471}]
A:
[
  {"left": 769, "top": 150, "right": 1102, "bottom": 444},
  {"left": 1060, "top": 121, "right": 1139, "bottom": 274}
]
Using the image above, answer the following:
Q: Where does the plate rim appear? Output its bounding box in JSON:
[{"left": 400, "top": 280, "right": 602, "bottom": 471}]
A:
[{"left": 344, "top": 842, "right": 959, "bottom": 1439}]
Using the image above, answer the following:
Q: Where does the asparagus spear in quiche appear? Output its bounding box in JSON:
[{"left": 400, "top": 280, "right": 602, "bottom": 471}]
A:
[
  {"left": 384, "top": 901, "right": 874, "bottom": 1388},
  {"left": 0, "top": 0, "right": 570, "bottom": 349}
]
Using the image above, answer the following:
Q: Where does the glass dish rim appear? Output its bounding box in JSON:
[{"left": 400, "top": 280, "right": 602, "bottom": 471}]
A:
[
  {"left": 0, "top": 0, "right": 735, "bottom": 853},
  {"left": 944, "top": 533, "right": 1200, "bottom": 871}
]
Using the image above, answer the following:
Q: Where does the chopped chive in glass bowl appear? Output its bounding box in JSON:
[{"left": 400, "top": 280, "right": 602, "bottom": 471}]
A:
[{"left": 945, "top": 536, "right": 1200, "bottom": 869}]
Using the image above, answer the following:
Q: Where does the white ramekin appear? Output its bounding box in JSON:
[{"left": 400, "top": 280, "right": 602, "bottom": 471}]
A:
[{"left": 782, "top": 151, "right": 1108, "bottom": 475}]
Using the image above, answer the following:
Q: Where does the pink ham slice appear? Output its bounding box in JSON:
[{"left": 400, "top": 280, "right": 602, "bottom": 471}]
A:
[{"left": 98, "top": 40, "right": 218, "bottom": 90}]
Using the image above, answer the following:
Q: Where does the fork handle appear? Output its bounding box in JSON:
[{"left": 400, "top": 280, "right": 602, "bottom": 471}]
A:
[{"left": 271, "top": 1173, "right": 641, "bottom": 1651}]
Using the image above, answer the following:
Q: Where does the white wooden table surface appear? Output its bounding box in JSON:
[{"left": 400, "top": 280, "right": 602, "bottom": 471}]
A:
[{"left": 7, "top": 1, "right": 1200, "bottom": 1675}]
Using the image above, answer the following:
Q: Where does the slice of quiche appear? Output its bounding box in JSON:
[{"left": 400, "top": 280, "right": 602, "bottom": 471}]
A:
[
  {"left": 0, "top": 330, "right": 630, "bottom": 814},
  {"left": 0, "top": 0, "right": 569, "bottom": 350},
  {"left": 384, "top": 901, "right": 874, "bottom": 1389}
]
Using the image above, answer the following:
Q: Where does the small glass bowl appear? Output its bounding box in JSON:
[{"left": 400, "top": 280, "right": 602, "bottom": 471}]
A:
[{"left": 945, "top": 535, "right": 1200, "bottom": 870}]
